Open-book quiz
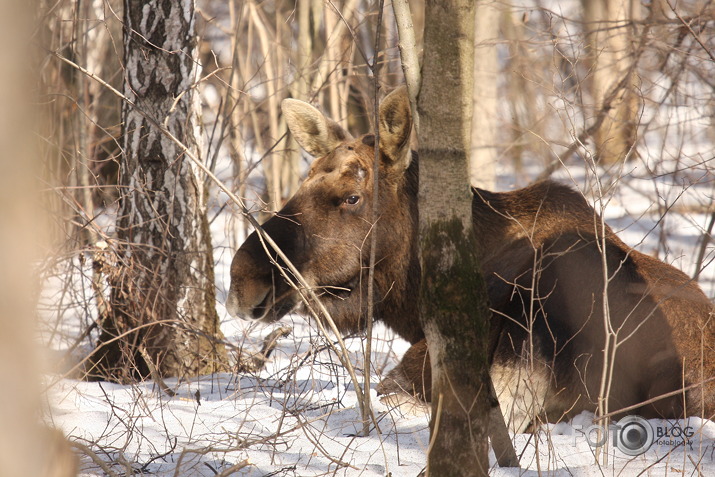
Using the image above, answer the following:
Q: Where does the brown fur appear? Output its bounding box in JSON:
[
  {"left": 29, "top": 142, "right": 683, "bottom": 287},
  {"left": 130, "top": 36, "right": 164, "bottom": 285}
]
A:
[{"left": 227, "top": 87, "right": 715, "bottom": 428}]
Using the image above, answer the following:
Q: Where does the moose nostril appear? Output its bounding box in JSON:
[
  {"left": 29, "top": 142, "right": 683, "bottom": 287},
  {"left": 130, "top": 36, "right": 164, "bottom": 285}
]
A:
[
  {"left": 225, "top": 284, "right": 271, "bottom": 321},
  {"left": 225, "top": 291, "right": 239, "bottom": 318}
]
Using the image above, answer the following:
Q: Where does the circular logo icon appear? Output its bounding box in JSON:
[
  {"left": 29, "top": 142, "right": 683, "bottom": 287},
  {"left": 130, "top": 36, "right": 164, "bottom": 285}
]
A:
[{"left": 615, "top": 416, "right": 654, "bottom": 456}]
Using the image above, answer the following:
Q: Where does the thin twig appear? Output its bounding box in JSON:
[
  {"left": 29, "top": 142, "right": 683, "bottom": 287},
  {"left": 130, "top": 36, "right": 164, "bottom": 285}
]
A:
[
  {"left": 600, "top": 376, "right": 715, "bottom": 419},
  {"left": 665, "top": 0, "right": 715, "bottom": 63},
  {"left": 213, "top": 459, "right": 251, "bottom": 477},
  {"left": 137, "top": 346, "right": 176, "bottom": 397},
  {"left": 71, "top": 441, "right": 121, "bottom": 477},
  {"left": 236, "top": 326, "right": 292, "bottom": 373},
  {"left": 535, "top": 10, "right": 654, "bottom": 181},
  {"left": 362, "top": 0, "right": 387, "bottom": 439},
  {"left": 693, "top": 211, "right": 715, "bottom": 281}
]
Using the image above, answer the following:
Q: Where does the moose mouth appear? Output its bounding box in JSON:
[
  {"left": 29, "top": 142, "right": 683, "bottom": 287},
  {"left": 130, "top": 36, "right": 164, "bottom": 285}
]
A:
[
  {"left": 252, "top": 289, "right": 297, "bottom": 321},
  {"left": 252, "top": 275, "right": 360, "bottom": 321}
]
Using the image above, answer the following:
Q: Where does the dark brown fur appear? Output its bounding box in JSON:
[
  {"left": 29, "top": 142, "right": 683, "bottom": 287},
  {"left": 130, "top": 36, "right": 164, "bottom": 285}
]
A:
[{"left": 227, "top": 88, "right": 715, "bottom": 429}]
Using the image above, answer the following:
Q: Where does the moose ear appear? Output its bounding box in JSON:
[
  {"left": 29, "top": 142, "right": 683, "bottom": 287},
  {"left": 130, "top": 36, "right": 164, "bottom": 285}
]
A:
[
  {"left": 378, "top": 86, "right": 413, "bottom": 171},
  {"left": 282, "top": 99, "right": 352, "bottom": 158}
]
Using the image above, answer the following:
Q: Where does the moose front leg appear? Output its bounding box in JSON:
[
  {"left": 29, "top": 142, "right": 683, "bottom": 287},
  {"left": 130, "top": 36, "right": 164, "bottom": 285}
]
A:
[
  {"left": 378, "top": 339, "right": 518, "bottom": 467},
  {"left": 377, "top": 339, "right": 432, "bottom": 400}
]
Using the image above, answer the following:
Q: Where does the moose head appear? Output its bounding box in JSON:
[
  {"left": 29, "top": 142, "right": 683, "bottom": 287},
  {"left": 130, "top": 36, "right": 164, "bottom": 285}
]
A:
[{"left": 226, "top": 87, "right": 424, "bottom": 343}]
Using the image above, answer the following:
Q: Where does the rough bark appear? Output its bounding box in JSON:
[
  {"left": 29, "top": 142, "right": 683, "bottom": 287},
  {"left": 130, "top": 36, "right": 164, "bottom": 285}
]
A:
[
  {"left": 91, "top": 0, "right": 227, "bottom": 381},
  {"left": 417, "top": 0, "right": 491, "bottom": 474}
]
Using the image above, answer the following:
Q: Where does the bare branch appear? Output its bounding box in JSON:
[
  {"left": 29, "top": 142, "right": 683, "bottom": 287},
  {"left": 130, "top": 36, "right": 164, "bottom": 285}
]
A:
[{"left": 391, "top": 0, "right": 421, "bottom": 131}]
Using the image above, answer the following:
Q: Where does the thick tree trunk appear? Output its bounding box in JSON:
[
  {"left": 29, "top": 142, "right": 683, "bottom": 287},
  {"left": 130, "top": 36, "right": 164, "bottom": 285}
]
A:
[
  {"left": 417, "top": 0, "right": 491, "bottom": 474},
  {"left": 91, "top": 0, "right": 227, "bottom": 381}
]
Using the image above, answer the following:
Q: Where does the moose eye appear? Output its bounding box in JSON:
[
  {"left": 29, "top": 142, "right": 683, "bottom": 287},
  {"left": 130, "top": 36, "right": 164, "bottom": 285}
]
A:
[{"left": 344, "top": 195, "right": 360, "bottom": 206}]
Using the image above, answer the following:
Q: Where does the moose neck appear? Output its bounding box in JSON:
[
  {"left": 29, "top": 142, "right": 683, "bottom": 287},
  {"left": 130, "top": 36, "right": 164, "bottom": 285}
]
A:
[
  {"left": 373, "top": 155, "right": 533, "bottom": 342},
  {"left": 371, "top": 154, "right": 512, "bottom": 344},
  {"left": 470, "top": 188, "right": 527, "bottom": 267},
  {"left": 370, "top": 153, "right": 422, "bottom": 343}
]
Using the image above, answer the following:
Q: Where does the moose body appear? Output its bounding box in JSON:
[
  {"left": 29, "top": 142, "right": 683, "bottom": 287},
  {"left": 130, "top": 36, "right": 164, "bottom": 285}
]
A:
[{"left": 227, "top": 88, "right": 715, "bottom": 432}]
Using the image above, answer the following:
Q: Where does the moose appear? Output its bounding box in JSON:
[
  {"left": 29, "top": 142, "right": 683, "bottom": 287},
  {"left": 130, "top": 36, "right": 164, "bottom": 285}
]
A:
[{"left": 227, "top": 87, "right": 715, "bottom": 432}]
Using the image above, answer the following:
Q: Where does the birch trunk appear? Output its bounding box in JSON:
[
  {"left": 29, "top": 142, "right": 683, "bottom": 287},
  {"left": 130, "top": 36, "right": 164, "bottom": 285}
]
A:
[{"left": 91, "top": 0, "right": 227, "bottom": 381}]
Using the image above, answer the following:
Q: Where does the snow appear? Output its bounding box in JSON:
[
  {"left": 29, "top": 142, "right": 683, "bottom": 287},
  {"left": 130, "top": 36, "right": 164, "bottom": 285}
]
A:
[
  {"left": 45, "top": 317, "right": 431, "bottom": 476},
  {"left": 44, "top": 345, "right": 715, "bottom": 476}
]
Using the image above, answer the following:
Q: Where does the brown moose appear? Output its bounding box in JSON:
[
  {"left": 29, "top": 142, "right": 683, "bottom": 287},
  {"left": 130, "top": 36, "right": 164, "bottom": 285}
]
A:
[{"left": 227, "top": 87, "right": 715, "bottom": 432}]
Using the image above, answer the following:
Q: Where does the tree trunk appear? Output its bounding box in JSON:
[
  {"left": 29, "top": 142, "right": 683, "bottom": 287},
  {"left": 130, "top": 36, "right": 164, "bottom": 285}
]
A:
[
  {"left": 417, "top": 0, "right": 491, "bottom": 474},
  {"left": 90, "top": 0, "right": 228, "bottom": 381},
  {"left": 3, "top": 2, "right": 79, "bottom": 475},
  {"left": 583, "top": 0, "right": 640, "bottom": 163},
  {"left": 470, "top": 2, "right": 498, "bottom": 190}
]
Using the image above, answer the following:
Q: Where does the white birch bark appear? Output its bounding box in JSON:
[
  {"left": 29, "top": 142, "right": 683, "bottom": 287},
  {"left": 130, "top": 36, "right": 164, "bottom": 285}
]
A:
[{"left": 95, "top": 0, "right": 227, "bottom": 379}]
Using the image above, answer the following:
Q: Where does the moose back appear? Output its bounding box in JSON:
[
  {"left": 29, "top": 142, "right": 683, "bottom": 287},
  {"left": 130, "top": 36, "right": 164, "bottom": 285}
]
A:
[{"left": 227, "top": 87, "right": 715, "bottom": 432}]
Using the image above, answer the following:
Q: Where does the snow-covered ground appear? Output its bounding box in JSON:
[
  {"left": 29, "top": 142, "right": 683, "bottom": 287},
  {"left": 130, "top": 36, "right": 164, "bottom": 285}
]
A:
[{"left": 43, "top": 327, "right": 715, "bottom": 476}]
